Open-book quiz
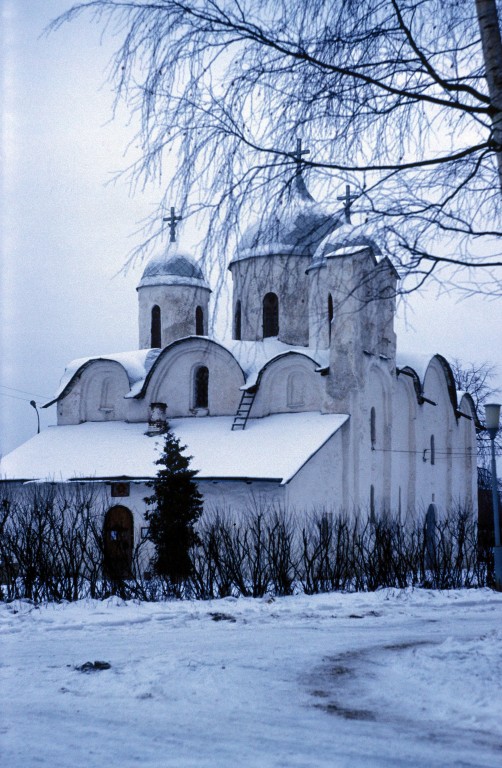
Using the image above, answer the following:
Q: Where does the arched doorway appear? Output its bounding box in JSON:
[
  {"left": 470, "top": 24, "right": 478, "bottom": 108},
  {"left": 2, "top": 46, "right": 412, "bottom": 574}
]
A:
[{"left": 103, "top": 505, "right": 134, "bottom": 579}]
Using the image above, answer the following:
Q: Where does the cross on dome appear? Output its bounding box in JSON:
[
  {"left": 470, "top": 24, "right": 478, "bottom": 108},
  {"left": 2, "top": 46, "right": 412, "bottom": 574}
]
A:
[
  {"left": 292, "top": 138, "right": 310, "bottom": 176},
  {"left": 163, "top": 207, "right": 183, "bottom": 243},
  {"left": 337, "top": 184, "right": 358, "bottom": 224}
]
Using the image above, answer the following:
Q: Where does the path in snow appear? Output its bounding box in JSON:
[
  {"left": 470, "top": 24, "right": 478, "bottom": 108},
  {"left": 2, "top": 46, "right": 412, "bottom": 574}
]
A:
[{"left": 1, "top": 589, "right": 501, "bottom": 767}]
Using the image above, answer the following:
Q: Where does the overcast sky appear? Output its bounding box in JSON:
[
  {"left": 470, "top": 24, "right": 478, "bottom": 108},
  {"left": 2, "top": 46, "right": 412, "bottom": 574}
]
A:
[{"left": 1, "top": 0, "right": 501, "bottom": 458}]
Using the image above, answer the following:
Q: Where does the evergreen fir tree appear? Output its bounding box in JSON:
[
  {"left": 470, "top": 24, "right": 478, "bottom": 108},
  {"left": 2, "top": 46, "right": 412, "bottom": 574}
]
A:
[{"left": 144, "top": 424, "right": 203, "bottom": 586}]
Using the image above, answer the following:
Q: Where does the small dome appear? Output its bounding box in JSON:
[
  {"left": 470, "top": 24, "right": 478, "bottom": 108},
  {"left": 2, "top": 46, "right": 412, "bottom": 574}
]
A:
[
  {"left": 309, "top": 221, "right": 382, "bottom": 272},
  {"left": 138, "top": 252, "right": 210, "bottom": 290},
  {"left": 230, "top": 176, "right": 338, "bottom": 264}
]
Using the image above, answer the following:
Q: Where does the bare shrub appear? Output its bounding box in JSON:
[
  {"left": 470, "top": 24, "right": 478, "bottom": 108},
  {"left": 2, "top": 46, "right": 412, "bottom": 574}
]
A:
[
  {"left": 0, "top": 484, "right": 106, "bottom": 601},
  {"left": 0, "top": 486, "right": 488, "bottom": 602},
  {"left": 419, "top": 505, "right": 482, "bottom": 589}
]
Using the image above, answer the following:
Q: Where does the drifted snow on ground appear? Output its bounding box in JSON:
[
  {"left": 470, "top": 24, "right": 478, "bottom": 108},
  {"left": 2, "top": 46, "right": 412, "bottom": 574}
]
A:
[{"left": 1, "top": 589, "right": 501, "bottom": 768}]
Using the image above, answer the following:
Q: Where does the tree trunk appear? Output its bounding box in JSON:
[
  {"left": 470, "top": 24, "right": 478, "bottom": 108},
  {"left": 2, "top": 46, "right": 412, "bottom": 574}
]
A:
[{"left": 476, "top": 0, "right": 502, "bottom": 192}]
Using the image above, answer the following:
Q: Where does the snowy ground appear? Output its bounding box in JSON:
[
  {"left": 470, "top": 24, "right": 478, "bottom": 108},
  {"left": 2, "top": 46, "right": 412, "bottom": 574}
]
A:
[{"left": 1, "top": 589, "right": 501, "bottom": 768}]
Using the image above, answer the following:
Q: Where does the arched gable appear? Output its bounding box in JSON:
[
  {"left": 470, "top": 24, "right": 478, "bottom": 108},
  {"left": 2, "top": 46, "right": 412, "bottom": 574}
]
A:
[
  {"left": 457, "top": 391, "right": 477, "bottom": 422},
  {"left": 398, "top": 354, "right": 458, "bottom": 412},
  {"left": 455, "top": 392, "right": 478, "bottom": 510},
  {"left": 54, "top": 359, "right": 130, "bottom": 425},
  {"left": 427, "top": 354, "right": 458, "bottom": 412},
  {"left": 419, "top": 357, "right": 456, "bottom": 509},
  {"left": 79, "top": 361, "right": 130, "bottom": 423},
  {"left": 393, "top": 374, "right": 418, "bottom": 515},
  {"left": 140, "top": 336, "right": 245, "bottom": 417},
  {"left": 366, "top": 363, "right": 393, "bottom": 513},
  {"left": 422, "top": 356, "right": 457, "bottom": 414},
  {"left": 251, "top": 351, "right": 322, "bottom": 417}
]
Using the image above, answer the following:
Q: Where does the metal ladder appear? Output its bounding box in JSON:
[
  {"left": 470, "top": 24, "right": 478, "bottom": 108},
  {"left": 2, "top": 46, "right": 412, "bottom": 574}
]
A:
[{"left": 231, "top": 389, "right": 256, "bottom": 430}]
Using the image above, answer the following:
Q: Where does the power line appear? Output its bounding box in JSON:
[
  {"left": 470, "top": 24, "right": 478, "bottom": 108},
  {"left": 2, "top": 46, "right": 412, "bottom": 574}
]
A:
[
  {"left": 0, "top": 384, "right": 49, "bottom": 399},
  {"left": 0, "top": 392, "right": 36, "bottom": 403},
  {"left": 0, "top": 391, "right": 50, "bottom": 405},
  {"left": 372, "top": 446, "right": 501, "bottom": 458}
]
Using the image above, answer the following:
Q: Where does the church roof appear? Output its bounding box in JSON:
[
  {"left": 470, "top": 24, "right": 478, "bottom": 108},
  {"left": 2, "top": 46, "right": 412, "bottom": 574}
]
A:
[
  {"left": 230, "top": 176, "right": 339, "bottom": 264},
  {"left": 0, "top": 413, "right": 349, "bottom": 485},
  {"left": 309, "top": 220, "right": 383, "bottom": 272},
  {"left": 42, "top": 337, "right": 330, "bottom": 407},
  {"left": 137, "top": 252, "right": 210, "bottom": 290},
  {"left": 225, "top": 338, "right": 329, "bottom": 390}
]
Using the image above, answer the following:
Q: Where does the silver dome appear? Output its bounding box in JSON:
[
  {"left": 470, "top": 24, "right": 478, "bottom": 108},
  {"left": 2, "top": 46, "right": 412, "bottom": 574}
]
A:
[{"left": 138, "top": 253, "right": 210, "bottom": 290}]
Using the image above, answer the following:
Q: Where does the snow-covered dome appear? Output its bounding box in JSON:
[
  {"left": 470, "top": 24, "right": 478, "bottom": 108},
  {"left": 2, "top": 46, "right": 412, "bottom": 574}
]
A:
[
  {"left": 230, "top": 177, "right": 339, "bottom": 264},
  {"left": 309, "top": 220, "right": 382, "bottom": 272},
  {"left": 137, "top": 252, "right": 209, "bottom": 290}
]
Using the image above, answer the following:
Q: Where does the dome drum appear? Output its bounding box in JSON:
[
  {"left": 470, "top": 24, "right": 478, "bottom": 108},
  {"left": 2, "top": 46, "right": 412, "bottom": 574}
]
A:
[{"left": 137, "top": 251, "right": 211, "bottom": 349}]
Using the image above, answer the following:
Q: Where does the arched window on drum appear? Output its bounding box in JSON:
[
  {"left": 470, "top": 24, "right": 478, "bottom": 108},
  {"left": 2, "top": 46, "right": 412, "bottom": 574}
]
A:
[
  {"left": 195, "top": 306, "right": 204, "bottom": 336},
  {"left": 263, "top": 292, "right": 279, "bottom": 338},
  {"left": 151, "top": 305, "right": 161, "bottom": 348}
]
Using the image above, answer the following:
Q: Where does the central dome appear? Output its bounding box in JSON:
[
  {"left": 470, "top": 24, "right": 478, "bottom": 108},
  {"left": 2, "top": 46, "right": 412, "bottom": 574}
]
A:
[
  {"left": 231, "top": 177, "right": 339, "bottom": 264},
  {"left": 138, "top": 252, "right": 209, "bottom": 290}
]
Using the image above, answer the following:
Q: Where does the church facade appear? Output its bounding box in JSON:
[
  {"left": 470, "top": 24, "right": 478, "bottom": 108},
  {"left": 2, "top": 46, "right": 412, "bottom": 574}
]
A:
[{"left": 1, "top": 176, "right": 478, "bottom": 551}]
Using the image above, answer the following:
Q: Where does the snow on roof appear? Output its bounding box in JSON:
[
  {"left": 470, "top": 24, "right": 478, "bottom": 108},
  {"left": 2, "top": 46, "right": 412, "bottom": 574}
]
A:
[
  {"left": 456, "top": 390, "right": 477, "bottom": 419},
  {"left": 0, "top": 413, "right": 348, "bottom": 485},
  {"left": 231, "top": 178, "right": 339, "bottom": 263},
  {"left": 312, "top": 220, "right": 382, "bottom": 263},
  {"left": 48, "top": 349, "right": 162, "bottom": 405},
  {"left": 221, "top": 338, "right": 329, "bottom": 389},
  {"left": 48, "top": 338, "right": 329, "bottom": 407},
  {"left": 396, "top": 350, "right": 436, "bottom": 385}
]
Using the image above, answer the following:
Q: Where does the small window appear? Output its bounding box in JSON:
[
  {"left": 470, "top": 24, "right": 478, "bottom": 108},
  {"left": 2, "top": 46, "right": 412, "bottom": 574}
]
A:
[
  {"left": 151, "top": 305, "right": 161, "bottom": 348},
  {"left": 111, "top": 482, "right": 130, "bottom": 498},
  {"left": 370, "top": 485, "right": 375, "bottom": 522},
  {"left": 194, "top": 366, "right": 209, "bottom": 409},
  {"left": 195, "top": 306, "right": 204, "bottom": 336},
  {"left": 234, "top": 300, "right": 242, "bottom": 341},
  {"left": 430, "top": 434, "right": 435, "bottom": 466},
  {"left": 370, "top": 407, "right": 376, "bottom": 450},
  {"left": 263, "top": 292, "right": 279, "bottom": 338}
]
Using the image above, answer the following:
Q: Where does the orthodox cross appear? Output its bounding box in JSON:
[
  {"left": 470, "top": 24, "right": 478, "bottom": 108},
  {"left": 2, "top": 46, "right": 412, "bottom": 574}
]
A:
[
  {"left": 337, "top": 184, "right": 358, "bottom": 224},
  {"left": 292, "top": 138, "right": 310, "bottom": 176},
  {"left": 163, "top": 207, "right": 182, "bottom": 243}
]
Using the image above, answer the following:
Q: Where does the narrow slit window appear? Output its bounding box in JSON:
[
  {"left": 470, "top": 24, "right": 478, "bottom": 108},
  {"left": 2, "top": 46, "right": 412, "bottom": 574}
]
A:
[
  {"left": 195, "top": 306, "right": 204, "bottom": 336},
  {"left": 370, "top": 407, "right": 376, "bottom": 450},
  {"left": 151, "top": 305, "right": 161, "bottom": 348},
  {"left": 234, "top": 300, "right": 242, "bottom": 340},
  {"left": 430, "top": 434, "right": 435, "bottom": 466},
  {"left": 328, "top": 293, "right": 333, "bottom": 343}
]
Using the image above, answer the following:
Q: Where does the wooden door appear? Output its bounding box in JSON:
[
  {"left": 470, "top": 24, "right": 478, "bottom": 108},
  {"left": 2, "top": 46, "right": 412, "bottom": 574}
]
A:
[{"left": 103, "top": 505, "right": 134, "bottom": 579}]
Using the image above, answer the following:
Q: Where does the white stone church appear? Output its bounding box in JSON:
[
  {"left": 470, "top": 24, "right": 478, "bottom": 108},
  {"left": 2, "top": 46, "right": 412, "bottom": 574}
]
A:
[{"left": 1, "top": 173, "right": 478, "bottom": 557}]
